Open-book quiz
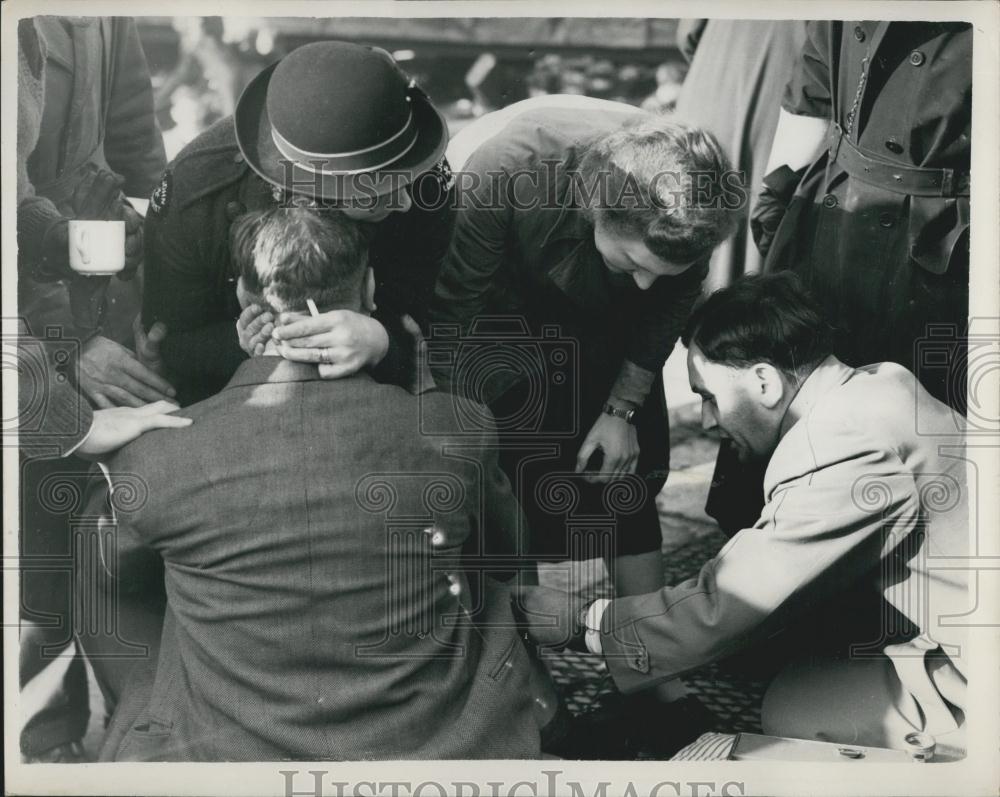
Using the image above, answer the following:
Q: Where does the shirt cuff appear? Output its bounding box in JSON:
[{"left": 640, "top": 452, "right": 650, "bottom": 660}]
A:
[
  {"left": 583, "top": 598, "right": 612, "bottom": 655},
  {"left": 609, "top": 361, "right": 657, "bottom": 408}
]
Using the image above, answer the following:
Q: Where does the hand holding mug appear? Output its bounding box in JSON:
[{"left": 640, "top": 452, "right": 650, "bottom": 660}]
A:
[
  {"left": 65, "top": 166, "right": 142, "bottom": 278},
  {"left": 68, "top": 219, "right": 126, "bottom": 276},
  {"left": 68, "top": 166, "right": 125, "bottom": 220}
]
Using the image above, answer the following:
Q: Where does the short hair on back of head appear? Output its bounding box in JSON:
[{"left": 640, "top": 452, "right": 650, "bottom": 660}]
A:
[
  {"left": 230, "top": 206, "right": 370, "bottom": 313},
  {"left": 681, "top": 272, "right": 834, "bottom": 376},
  {"left": 578, "top": 117, "right": 744, "bottom": 264}
]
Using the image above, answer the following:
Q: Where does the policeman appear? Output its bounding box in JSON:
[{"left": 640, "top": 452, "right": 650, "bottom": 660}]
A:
[{"left": 142, "top": 40, "right": 455, "bottom": 405}]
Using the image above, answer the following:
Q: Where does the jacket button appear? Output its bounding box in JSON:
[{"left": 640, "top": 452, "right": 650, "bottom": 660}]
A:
[
  {"left": 853, "top": 26, "right": 865, "bottom": 42},
  {"left": 225, "top": 201, "right": 246, "bottom": 220},
  {"left": 822, "top": 194, "right": 838, "bottom": 208},
  {"left": 884, "top": 139, "right": 904, "bottom": 155},
  {"left": 909, "top": 50, "right": 925, "bottom": 67},
  {"left": 234, "top": 152, "right": 245, "bottom": 164},
  {"left": 879, "top": 212, "right": 895, "bottom": 228}
]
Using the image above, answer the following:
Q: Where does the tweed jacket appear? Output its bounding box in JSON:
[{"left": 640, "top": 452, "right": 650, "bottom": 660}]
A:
[{"left": 93, "top": 357, "right": 539, "bottom": 760}]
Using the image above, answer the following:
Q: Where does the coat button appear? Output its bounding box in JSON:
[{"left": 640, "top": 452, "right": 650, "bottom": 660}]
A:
[
  {"left": 234, "top": 152, "right": 245, "bottom": 164},
  {"left": 884, "top": 139, "right": 904, "bottom": 155},
  {"left": 225, "top": 201, "right": 246, "bottom": 220},
  {"left": 879, "top": 212, "right": 895, "bottom": 228},
  {"left": 853, "top": 26, "right": 865, "bottom": 42},
  {"left": 822, "top": 194, "right": 838, "bottom": 208},
  {"left": 909, "top": 50, "right": 926, "bottom": 67}
]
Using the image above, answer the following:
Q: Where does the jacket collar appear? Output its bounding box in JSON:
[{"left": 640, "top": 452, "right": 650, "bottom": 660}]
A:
[
  {"left": 778, "top": 355, "right": 855, "bottom": 440},
  {"left": 223, "top": 356, "right": 374, "bottom": 390}
]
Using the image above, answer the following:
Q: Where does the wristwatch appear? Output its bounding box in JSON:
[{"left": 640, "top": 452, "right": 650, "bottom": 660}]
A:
[{"left": 602, "top": 403, "right": 637, "bottom": 425}]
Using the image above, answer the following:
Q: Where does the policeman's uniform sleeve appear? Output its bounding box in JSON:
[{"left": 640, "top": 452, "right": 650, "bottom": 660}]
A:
[
  {"left": 142, "top": 170, "right": 246, "bottom": 403},
  {"left": 782, "top": 20, "right": 834, "bottom": 119}
]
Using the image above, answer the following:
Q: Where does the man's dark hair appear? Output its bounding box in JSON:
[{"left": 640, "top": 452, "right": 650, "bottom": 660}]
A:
[
  {"left": 682, "top": 272, "right": 834, "bottom": 376},
  {"left": 230, "top": 206, "right": 370, "bottom": 313}
]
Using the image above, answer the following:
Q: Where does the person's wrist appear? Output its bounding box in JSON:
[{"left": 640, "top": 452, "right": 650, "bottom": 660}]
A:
[
  {"left": 606, "top": 395, "right": 640, "bottom": 412},
  {"left": 65, "top": 416, "right": 97, "bottom": 458},
  {"left": 581, "top": 598, "right": 611, "bottom": 655},
  {"left": 602, "top": 402, "right": 637, "bottom": 425}
]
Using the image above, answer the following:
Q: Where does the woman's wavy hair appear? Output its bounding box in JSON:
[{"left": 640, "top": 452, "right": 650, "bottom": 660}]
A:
[
  {"left": 230, "top": 205, "right": 371, "bottom": 313},
  {"left": 578, "top": 117, "right": 744, "bottom": 264}
]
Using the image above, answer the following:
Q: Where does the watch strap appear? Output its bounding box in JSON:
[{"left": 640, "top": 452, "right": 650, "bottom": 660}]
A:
[{"left": 603, "top": 403, "right": 636, "bottom": 424}]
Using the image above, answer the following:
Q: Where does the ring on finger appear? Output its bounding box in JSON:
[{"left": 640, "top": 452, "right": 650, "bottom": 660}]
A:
[{"left": 321, "top": 348, "right": 333, "bottom": 364}]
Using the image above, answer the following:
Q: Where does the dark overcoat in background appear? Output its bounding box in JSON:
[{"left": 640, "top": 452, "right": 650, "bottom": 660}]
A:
[{"left": 766, "top": 20, "right": 971, "bottom": 412}]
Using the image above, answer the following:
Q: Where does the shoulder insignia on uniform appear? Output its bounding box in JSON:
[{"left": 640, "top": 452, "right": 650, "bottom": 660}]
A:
[
  {"left": 433, "top": 157, "right": 455, "bottom": 191},
  {"left": 149, "top": 170, "right": 172, "bottom": 215}
]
